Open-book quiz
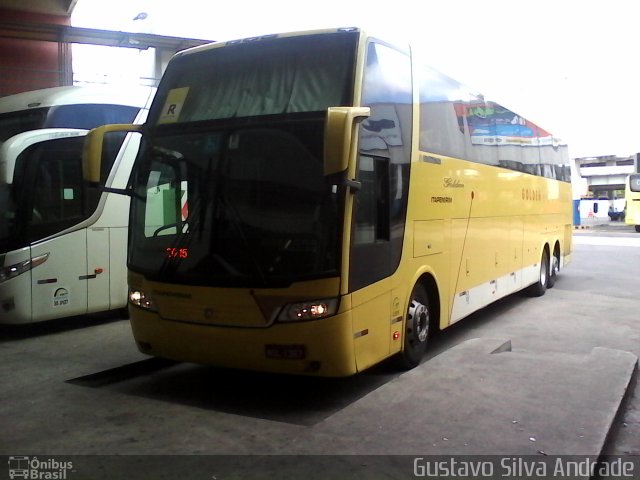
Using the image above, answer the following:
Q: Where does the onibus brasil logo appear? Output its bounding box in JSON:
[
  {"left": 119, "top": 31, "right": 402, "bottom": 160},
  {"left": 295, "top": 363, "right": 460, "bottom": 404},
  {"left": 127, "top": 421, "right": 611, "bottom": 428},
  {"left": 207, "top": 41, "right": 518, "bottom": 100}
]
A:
[{"left": 8, "top": 456, "right": 74, "bottom": 479}]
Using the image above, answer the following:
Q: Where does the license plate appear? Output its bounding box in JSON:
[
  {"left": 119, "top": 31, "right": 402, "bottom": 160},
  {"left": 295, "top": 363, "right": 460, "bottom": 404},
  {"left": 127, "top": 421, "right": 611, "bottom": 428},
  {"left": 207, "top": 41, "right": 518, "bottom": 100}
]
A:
[{"left": 265, "top": 344, "right": 306, "bottom": 360}]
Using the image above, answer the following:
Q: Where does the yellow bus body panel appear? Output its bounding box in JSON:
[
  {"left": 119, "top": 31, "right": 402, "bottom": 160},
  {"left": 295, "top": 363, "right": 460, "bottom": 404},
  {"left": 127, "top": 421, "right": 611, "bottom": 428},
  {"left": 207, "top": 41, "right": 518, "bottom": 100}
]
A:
[{"left": 130, "top": 309, "right": 357, "bottom": 377}]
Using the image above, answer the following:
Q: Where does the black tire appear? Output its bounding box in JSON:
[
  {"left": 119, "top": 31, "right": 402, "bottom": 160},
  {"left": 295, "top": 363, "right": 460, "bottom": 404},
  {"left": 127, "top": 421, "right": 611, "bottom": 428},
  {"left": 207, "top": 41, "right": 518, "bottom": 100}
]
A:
[
  {"left": 396, "top": 284, "right": 430, "bottom": 370},
  {"left": 635, "top": 225, "right": 640, "bottom": 233},
  {"left": 546, "top": 248, "right": 560, "bottom": 288},
  {"left": 525, "top": 249, "right": 549, "bottom": 297}
]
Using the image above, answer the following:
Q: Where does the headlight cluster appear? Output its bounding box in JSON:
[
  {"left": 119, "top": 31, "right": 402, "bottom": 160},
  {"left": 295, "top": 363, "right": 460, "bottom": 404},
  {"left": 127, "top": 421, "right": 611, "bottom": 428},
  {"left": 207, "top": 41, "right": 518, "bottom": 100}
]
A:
[
  {"left": 277, "top": 298, "right": 339, "bottom": 322},
  {"left": 0, "top": 253, "right": 49, "bottom": 284},
  {"left": 127, "top": 289, "right": 338, "bottom": 322},
  {"left": 129, "top": 288, "right": 157, "bottom": 311}
]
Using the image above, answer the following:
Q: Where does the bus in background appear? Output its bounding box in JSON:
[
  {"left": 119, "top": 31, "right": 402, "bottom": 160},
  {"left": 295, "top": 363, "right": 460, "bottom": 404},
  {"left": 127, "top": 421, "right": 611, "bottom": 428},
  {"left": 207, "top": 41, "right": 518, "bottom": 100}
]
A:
[
  {"left": 625, "top": 174, "right": 640, "bottom": 232},
  {"left": 83, "top": 28, "right": 572, "bottom": 376},
  {"left": 0, "top": 85, "right": 153, "bottom": 143},
  {"left": 0, "top": 86, "right": 155, "bottom": 324}
]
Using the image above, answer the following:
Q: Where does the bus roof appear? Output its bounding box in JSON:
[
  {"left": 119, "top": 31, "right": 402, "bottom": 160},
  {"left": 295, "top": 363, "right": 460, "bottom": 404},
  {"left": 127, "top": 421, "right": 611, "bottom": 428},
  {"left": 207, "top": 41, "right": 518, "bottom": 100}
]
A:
[
  {"left": 174, "top": 27, "right": 364, "bottom": 59},
  {"left": 0, "top": 85, "right": 155, "bottom": 115},
  {"left": 0, "top": 128, "right": 89, "bottom": 183}
]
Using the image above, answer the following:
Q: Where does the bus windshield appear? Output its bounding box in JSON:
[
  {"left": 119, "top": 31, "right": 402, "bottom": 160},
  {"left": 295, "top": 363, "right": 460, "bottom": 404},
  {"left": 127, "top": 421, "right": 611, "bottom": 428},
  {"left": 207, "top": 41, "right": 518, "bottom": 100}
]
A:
[
  {"left": 128, "top": 33, "right": 358, "bottom": 288},
  {"left": 0, "top": 135, "right": 99, "bottom": 252},
  {"left": 147, "top": 32, "right": 357, "bottom": 125},
  {"left": 129, "top": 123, "right": 342, "bottom": 288}
]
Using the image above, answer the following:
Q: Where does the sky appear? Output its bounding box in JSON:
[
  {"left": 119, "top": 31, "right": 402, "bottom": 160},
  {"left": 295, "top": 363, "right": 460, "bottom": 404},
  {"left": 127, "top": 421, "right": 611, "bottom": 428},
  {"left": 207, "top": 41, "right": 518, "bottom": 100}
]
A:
[{"left": 72, "top": 0, "right": 640, "bottom": 159}]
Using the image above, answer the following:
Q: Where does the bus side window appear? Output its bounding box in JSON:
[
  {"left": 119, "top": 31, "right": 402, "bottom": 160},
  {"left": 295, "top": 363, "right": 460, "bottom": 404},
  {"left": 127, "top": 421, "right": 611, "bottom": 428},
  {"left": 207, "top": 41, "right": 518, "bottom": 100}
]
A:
[
  {"left": 350, "top": 154, "right": 393, "bottom": 291},
  {"left": 354, "top": 155, "right": 390, "bottom": 244}
]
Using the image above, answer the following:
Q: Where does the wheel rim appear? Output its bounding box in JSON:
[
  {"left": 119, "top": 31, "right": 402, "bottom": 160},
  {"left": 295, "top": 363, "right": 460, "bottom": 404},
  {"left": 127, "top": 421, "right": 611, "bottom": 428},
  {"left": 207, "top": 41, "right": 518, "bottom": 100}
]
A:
[
  {"left": 408, "top": 298, "right": 429, "bottom": 343},
  {"left": 551, "top": 254, "right": 559, "bottom": 276}
]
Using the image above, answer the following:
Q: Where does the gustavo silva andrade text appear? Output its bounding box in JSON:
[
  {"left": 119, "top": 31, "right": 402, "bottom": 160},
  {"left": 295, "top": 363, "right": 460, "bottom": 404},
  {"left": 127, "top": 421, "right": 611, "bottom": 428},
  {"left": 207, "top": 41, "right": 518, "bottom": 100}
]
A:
[{"left": 413, "top": 457, "right": 636, "bottom": 477}]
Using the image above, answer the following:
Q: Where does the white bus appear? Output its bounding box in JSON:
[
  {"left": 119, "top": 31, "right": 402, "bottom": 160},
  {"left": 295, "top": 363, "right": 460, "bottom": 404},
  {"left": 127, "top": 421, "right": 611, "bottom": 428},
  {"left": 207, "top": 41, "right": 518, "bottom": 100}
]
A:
[
  {"left": 0, "top": 86, "right": 155, "bottom": 324},
  {"left": 0, "top": 85, "right": 153, "bottom": 143}
]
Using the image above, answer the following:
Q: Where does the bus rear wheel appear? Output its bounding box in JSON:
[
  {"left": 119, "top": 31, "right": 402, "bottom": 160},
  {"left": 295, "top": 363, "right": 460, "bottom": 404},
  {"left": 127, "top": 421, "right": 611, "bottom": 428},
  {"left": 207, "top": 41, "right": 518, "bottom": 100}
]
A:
[
  {"left": 546, "top": 248, "right": 560, "bottom": 288},
  {"left": 397, "top": 284, "right": 430, "bottom": 370}
]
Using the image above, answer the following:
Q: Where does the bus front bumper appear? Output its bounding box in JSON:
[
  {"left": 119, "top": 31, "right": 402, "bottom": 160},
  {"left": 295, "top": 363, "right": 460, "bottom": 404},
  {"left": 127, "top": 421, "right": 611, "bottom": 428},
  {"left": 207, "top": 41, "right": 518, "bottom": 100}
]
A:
[{"left": 129, "top": 308, "right": 358, "bottom": 377}]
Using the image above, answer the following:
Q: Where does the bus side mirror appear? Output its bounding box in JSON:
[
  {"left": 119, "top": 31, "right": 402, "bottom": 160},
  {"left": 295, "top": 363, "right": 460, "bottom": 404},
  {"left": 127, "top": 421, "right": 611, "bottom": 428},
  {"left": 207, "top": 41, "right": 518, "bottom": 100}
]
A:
[
  {"left": 630, "top": 173, "right": 640, "bottom": 192},
  {"left": 82, "top": 124, "right": 143, "bottom": 183},
  {"left": 324, "top": 106, "right": 370, "bottom": 176}
]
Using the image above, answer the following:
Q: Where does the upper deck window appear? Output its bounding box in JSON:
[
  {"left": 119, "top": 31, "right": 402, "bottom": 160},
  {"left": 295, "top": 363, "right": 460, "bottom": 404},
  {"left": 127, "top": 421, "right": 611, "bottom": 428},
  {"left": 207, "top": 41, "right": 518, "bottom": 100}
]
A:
[{"left": 150, "top": 33, "right": 358, "bottom": 125}]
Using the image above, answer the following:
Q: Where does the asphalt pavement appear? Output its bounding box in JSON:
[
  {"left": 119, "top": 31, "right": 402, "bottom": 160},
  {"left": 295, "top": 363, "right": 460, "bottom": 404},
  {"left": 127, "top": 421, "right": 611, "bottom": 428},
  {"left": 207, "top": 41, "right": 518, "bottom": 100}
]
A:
[{"left": 1, "top": 224, "right": 639, "bottom": 479}]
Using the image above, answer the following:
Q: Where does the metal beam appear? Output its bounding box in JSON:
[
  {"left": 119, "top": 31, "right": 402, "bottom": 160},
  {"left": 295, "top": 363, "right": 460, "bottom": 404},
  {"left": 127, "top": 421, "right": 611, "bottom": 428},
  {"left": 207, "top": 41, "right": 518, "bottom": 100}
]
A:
[{"left": 0, "top": 20, "right": 213, "bottom": 51}]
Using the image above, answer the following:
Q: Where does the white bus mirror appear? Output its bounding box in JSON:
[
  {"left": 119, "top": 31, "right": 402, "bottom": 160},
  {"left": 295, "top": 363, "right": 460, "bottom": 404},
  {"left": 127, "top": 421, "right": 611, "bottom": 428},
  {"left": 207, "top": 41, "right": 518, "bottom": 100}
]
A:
[
  {"left": 630, "top": 174, "right": 640, "bottom": 193},
  {"left": 324, "top": 106, "right": 370, "bottom": 176}
]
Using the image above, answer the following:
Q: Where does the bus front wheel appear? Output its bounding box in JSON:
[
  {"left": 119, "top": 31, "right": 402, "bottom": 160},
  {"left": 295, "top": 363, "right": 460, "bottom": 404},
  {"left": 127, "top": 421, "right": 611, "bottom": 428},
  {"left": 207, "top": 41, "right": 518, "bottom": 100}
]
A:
[
  {"left": 525, "top": 249, "right": 549, "bottom": 297},
  {"left": 397, "top": 284, "right": 430, "bottom": 370}
]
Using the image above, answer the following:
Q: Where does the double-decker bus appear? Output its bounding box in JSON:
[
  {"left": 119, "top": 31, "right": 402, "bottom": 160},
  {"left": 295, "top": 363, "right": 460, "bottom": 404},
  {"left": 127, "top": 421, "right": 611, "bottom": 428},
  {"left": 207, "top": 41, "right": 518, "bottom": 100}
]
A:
[
  {"left": 83, "top": 28, "right": 572, "bottom": 376},
  {"left": 625, "top": 174, "right": 640, "bottom": 232},
  {"left": 0, "top": 85, "right": 155, "bottom": 324}
]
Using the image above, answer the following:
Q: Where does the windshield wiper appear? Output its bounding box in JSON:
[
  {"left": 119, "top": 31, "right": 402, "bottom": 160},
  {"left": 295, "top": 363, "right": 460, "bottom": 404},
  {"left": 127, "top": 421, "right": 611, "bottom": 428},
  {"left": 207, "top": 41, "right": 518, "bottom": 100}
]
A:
[
  {"left": 153, "top": 145, "right": 184, "bottom": 161},
  {"left": 152, "top": 221, "right": 187, "bottom": 237}
]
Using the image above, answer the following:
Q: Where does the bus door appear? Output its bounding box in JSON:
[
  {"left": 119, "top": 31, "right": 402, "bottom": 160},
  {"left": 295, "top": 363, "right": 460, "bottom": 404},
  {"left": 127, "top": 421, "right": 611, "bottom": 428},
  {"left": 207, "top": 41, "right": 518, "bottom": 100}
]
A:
[
  {"left": 348, "top": 40, "right": 413, "bottom": 370},
  {"left": 349, "top": 154, "right": 394, "bottom": 370},
  {"left": 12, "top": 132, "right": 101, "bottom": 321}
]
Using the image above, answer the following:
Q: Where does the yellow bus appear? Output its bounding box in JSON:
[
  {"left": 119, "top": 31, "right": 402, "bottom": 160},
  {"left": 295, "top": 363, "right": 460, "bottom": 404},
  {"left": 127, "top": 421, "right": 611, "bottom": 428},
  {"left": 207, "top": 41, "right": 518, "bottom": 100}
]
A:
[
  {"left": 625, "top": 174, "right": 640, "bottom": 232},
  {"left": 83, "top": 28, "right": 573, "bottom": 376}
]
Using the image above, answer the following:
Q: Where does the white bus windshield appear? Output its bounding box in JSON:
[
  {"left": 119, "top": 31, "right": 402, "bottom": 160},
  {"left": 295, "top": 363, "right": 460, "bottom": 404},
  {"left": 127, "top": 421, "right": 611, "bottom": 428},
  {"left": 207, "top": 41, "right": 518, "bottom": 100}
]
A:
[{"left": 0, "top": 136, "right": 95, "bottom": 252}]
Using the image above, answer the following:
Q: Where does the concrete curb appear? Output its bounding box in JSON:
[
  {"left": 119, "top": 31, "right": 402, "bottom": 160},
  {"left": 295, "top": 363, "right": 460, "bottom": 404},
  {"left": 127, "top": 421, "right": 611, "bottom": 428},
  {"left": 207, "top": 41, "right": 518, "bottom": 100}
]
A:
[{"left": 285, "top": 338, "right": 639, "bottom": 456}]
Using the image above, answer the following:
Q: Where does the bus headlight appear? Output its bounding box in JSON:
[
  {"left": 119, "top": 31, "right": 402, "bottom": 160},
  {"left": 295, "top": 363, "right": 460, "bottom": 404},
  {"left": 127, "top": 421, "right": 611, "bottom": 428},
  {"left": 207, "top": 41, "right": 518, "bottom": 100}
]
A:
[
  {"left": 129, "top": 288, "right": 157, "bottom": 311},
  {"left": 0, "top": 253, "right": 49, "bottom": 284},
  {"left": 277, "top": 298, "right": 339, "bottom": 322}
]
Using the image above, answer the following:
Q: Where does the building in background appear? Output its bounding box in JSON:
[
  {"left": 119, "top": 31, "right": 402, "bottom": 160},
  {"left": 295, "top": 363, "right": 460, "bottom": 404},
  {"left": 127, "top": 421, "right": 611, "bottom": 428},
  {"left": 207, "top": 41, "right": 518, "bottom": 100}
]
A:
[
  {"left": 573, "top": 154, "right": 639, "bottom": 222},
  {"left": 0, "top": 2, "right": 211, "bottom": 96},
  {"left": 0, "top": 7, "right": 74, "bottom": 94}
]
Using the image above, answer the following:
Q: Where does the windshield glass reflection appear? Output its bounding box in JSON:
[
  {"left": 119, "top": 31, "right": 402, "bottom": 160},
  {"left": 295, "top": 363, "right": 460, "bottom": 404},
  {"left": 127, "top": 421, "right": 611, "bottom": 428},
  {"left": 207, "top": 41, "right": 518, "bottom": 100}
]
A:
[{"left": 129, "top": 123, "right": 342, "bottom": 288}]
